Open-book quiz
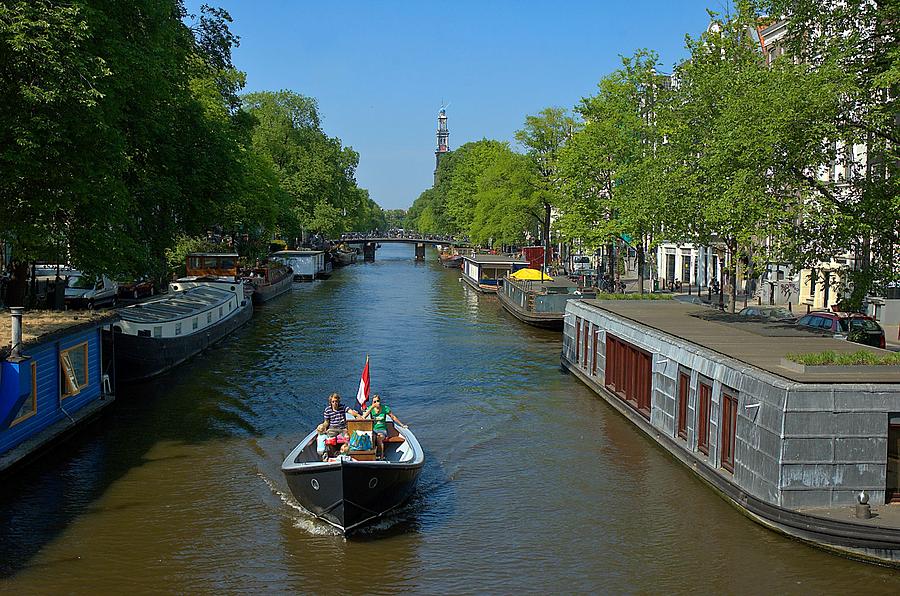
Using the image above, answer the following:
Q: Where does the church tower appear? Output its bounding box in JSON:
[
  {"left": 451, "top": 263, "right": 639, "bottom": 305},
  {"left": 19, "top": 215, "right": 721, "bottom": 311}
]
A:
[{"left": 434, "top": 107, "right": 449, "bottom": 185}]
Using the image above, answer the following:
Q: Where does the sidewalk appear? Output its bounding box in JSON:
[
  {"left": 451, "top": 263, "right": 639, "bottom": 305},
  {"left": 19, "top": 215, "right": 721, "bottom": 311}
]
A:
[{"left": 884, "top": 324, "right": 900, "bottom": 351}]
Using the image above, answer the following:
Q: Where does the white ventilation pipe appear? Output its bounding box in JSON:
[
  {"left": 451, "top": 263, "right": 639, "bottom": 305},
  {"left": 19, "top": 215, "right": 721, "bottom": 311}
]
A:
[{"left": 10, "top": 306, "right": 24, "bottom": 358}]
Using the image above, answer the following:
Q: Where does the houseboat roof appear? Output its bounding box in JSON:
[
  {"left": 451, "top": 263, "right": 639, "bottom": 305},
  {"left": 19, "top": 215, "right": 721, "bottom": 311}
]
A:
[
  {"left": 271, "top": 250, "right": 324, "bottom": 256},
  {"left": 463, "top": 254, "right": 528, "bottom": 265},
  {"left": 1, "top": 309, "right": 118, "bottom": 350},
  {"left": 187, "top": 252, "right": 239, "bottom": 258},
  {"left": 508, "top": 277, "right": 580, "bottom": 290},
  {"left": 577, "top": 300, "right": 900, "bottom": 384},
  {"left": 118, "top": 286, "right": 234, "bottom": 324}
]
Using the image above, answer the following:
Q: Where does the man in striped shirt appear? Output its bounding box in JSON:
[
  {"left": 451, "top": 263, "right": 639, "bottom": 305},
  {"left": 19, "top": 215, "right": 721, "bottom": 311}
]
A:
[{"left": 323, "top": 392, "right": 360, "bottom": 437}]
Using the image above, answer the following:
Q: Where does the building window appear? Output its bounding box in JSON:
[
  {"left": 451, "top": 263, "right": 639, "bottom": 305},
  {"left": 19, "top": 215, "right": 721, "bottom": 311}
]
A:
[
  {"left": 192, "top": 317, "right": 198, "bottom": 330},
  {"left": 721, "top": 391, "right": 738, "bottom": 473},
  {"left": 60, "top": 341, "right": 89, "bottom": 398},
  {"left": 677, "top": 371, "right": 690, "bottom": 440},
  {"left": 153, "top": 326, "right": 162, "bottom": 338},
  {"left": 574, "top": 317, "right": 581, "bottom": 363},
  {"left": 12, "top": 362, "right": 37, "bottom": 425},
  {"left": 604, "top": 334, "right": 652, "bottom": 419},
  {"left": 697, "top": 380, "right": 712, "bottom": 455}
]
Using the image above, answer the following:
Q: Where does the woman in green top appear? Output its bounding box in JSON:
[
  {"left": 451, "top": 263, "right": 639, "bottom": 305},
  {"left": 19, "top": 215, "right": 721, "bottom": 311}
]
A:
[{"left": 362, "top": 394, "right": 407, "bottom": 460}]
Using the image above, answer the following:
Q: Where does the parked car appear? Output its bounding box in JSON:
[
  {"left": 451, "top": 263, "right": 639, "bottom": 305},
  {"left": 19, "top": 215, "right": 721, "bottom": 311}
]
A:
[
  {"left": 118, "top": 277, "right": 154, "bottom": 299},
  {"left": 64, "top": 273, "right": 118, "bottom": 309},
  {"left": 795, "top": 311, "right": 886, "bottom": 349},
  {"left": 737, "top": 305, "right": 796, "bottom": 322},
  {"left": 570, "top": 254, "right": 592, "bottom": 274}
]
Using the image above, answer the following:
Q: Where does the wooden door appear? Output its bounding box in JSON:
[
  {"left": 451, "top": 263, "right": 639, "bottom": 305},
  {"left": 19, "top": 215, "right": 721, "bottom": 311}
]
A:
[{"left": 888, "top": 422, "right": 900, "bottom": 503}]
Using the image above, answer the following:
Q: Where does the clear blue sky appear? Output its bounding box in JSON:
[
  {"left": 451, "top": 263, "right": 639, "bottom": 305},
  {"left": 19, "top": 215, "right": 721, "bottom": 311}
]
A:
[{"left": 187, "top": 1, "right": 717, "bottom": 210}]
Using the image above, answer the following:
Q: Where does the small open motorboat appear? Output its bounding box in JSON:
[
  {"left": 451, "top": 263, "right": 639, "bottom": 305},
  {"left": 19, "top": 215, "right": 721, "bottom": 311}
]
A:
[{"left": 281, "top": 420, "right": 424, "bottom": 534}]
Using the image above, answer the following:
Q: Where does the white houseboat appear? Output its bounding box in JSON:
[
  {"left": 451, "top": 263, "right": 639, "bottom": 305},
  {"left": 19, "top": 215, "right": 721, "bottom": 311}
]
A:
[
  {"left": 105, "top": 253, "right": 253, "bottom": 382},
  {"left": 271, "top": 250, "right": 330, "bottom": 281},
  {"left": 461, "top": 254, "right": 527, "bottom": 293}
]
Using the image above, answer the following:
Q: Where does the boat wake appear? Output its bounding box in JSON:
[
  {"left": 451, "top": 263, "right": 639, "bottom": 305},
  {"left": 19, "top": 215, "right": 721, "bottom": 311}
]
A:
[{"left": 255, "top": 471, "right": 340, "bottom": 536}]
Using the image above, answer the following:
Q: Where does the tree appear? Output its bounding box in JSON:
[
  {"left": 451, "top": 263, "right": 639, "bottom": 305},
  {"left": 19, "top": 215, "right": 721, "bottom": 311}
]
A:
[{"left": 515, "top": 107, "right": 577, "bottom": 270}]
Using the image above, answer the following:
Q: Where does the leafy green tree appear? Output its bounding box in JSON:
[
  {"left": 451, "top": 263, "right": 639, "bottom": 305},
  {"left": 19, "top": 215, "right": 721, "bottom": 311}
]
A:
[
  {"left": 761, "top": 0, "right": 900, "bottom": 304},
  {"left": 515, "top": 107, "right": 576, "bottom": 269}
]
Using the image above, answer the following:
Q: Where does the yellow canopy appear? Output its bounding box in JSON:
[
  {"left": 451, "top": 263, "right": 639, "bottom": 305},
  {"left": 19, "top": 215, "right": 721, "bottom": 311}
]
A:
[{"left": 509, "top": 268, "right": 553, "bottom": 281}]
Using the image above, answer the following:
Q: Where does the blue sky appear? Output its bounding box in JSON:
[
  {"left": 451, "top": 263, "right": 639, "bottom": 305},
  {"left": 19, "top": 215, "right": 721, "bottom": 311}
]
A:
[{"left": 187, "top": 1, "right": 718, "bottom": 210}]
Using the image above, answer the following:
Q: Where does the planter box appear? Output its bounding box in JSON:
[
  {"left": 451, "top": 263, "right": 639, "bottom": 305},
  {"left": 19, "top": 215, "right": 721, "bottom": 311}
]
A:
[{"left": 779, "top": 358, "right": 899, "bottom": 375}]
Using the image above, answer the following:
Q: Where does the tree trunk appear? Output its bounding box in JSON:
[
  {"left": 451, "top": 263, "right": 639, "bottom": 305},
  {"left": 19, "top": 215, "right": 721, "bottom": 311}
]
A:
[{"left": 637, "top": 240, "right": 646, "bottom": 294}]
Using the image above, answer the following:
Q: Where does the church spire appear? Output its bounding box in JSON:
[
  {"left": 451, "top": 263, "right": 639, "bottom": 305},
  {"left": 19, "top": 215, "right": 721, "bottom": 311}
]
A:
[{"left": 434, "top": 106, "right": 449, "bottom": 185}]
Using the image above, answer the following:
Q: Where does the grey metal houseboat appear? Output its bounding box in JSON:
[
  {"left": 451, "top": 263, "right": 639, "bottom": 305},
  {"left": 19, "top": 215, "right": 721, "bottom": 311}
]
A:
[
  {"left": 497, "top": 276, "right": 595, "bottom": 330},
  {"left": 562, "top": 299, "right": 900, "bottom": 566}
]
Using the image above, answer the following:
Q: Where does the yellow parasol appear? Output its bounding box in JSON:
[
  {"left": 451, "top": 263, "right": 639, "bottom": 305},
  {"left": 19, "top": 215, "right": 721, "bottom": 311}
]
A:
[{"left": 509, "top": 268, "right": 553, "bottom": 281}]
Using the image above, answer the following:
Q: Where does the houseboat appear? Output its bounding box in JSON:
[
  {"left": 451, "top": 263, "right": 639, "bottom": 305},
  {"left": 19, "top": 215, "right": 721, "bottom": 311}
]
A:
[
  {"left": 244, "top": 261, "right": 293, "bottom": 304},
  {"left": 460, "top": 254, "right": 527, "bottom": 293},
  {"left": 497, "top": 275, "right": 595, "bottom": 330},
  {"left": 562, "top": 299, "right": 900, "bottom": 566},
  {"left": 1, "top": 308, "right": 116, "bottom": 474},
  {"left": 271, "top": 250, "right": 328, "bottom": 281},
  {"left": 105, "top": 283, "right": 252, "bottom": 383}
]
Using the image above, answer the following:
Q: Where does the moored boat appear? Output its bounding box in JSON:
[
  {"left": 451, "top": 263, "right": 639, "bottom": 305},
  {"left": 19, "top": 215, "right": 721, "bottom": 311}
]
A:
[
  {"left": 245, "top": 261, "right": 293, "bottom": 304},
  {"left": 440, "top": 254, "right": 463, "bottom": 268},
  {"left": 332, "top": 245, "right": 357, "bottom": 267},
  {"left": 281, "top": 420, "right": 424, "bottom": 534},
  {"left": 106, "top": 253, "right": 253, "bottom": 382},
  {"left": 497, "top": 274, "right": 595, "bottom": 330},
  {"left": 106, "top": 284, "right": 252, "bottom": 383},
  {"left": 460, "top": 254, "right": 528, "bottom": 293},
  {"left": 271, "top": 250, "right": 326, "bottom": 281}
]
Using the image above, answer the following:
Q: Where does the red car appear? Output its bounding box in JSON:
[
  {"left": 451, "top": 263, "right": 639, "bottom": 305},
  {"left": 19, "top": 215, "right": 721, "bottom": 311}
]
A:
[
  {"left": 796, "top": 311, "right": 886, "bottom": 349},
  {"left": 118, "top": 278, "right": 155, "bottom": 299}
]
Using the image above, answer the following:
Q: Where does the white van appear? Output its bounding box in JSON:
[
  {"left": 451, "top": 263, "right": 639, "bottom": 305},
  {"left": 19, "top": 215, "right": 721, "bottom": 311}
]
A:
[
  {"left": 570, "top": 254, "right": 592, "bottom": 274},
  {"left": 64, "top": 273, "right": 118, "bottom": 309}
]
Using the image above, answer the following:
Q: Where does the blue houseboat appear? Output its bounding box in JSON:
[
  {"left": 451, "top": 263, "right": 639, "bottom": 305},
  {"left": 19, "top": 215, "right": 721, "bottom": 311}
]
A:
[{"left": 0, "top": 308, "right": 116, "bottom": 473}]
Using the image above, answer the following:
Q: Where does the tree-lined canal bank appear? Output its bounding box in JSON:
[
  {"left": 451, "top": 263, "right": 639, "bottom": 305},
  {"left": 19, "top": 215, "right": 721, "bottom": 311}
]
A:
[{"left": 1, "top": 245, "right": 897, "bottom": 592}]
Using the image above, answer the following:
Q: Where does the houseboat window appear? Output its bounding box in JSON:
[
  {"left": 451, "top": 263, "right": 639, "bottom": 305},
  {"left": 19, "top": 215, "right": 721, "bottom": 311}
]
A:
[
  {"left": 721, "top": 392, "right": 738, "bottom": 473},
  {"left": 175, "top": 322, "right": 182, "bottom": 336},
  {"left": 153, "top": 326, "right": 162, "bottom": 338},
  {"left": 189, "top": 256, "right": 202, "bottom": 270},
  {"left": 574, "top": 317, "right": 581, "bottom": 363},
  {"left": 591, "top": 328, "right": 599, "bottom": 375},
  {"left": 203, "top": 257, "right": 219, "bottom": 268},
  {"left": 220, "top": 257, "right": 235, "bottom": 269},
  {"left": 677, "top": 371, "right": 690, "bottom": 440},
  {"left": 193, "top": 317, "right": 198, "bottom": 330},
  {"left": 12, "top": 362, "right": 37, "bottom": 425},
  {"left": 604, "top": 335, "right": 652, "bottom": 419},
  {"left": 60, "top": 341, "right": 89, "bottom": 398},
  {"left": 697, "top": 380, "right": 712, "bottom": 455},
  {"left": 207, "top": 312, "right": 212, "bottom": 324},
  {"left": 219, "top": 306, "right": 223, "bottom": 317},
  {"left": 582, "top": 321, "right": 590, "bottom": 368}
]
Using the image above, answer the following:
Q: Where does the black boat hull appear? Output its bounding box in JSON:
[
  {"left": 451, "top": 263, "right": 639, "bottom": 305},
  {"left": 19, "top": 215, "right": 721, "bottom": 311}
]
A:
[
  {"left": 284, "top": 461, "right": 422, "bottom": 532},
  {"left": 106, "top": 302, "right": 253, "bottom": 383}
]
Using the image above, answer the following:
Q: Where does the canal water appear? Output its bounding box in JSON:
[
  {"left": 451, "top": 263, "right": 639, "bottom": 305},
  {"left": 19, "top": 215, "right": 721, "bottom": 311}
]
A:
[{"left": 1, "top": 244, "right": 898, "bottom": 593}]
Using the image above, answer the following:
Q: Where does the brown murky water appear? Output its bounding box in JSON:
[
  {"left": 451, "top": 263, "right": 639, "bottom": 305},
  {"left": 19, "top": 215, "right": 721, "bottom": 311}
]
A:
[{"left": 1, "top": 244, "right": 898, "bottom": 593}]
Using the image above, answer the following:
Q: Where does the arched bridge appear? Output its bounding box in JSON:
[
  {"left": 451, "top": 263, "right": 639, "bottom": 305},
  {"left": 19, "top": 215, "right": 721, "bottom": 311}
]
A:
[
  {"left": 335, "top": 237, "right": 468, "bottom": 247},
  {"left": 332, "top": 237, "right": 470, "bottom": 262}
]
